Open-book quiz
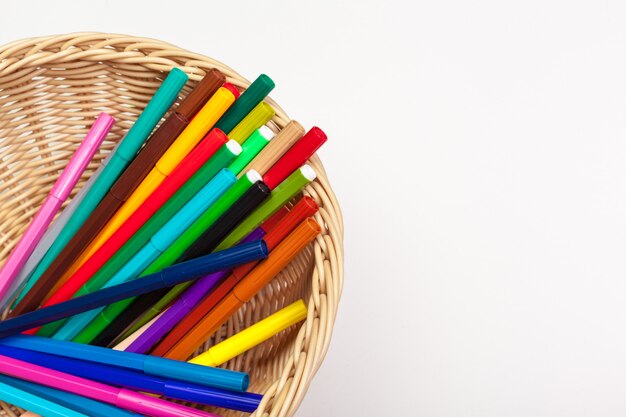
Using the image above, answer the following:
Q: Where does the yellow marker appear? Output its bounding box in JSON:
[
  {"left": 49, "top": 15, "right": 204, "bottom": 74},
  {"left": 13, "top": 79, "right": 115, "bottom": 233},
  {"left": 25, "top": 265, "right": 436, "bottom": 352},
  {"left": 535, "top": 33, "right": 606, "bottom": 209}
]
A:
[
  {"left": 56, "top": 86, "right": 238, "bottom": 285},
  {"left": 228, "top": 102, "right": 275, "bottom": 144},
  {"left": 189, "top": 300, "right": 307, "bottom": 367}
]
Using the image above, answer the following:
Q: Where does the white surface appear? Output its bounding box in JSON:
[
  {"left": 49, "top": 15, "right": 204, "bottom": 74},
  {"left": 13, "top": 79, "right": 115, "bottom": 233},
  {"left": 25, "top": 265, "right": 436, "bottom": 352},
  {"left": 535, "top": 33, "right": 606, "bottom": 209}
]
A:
[{"left": 4, "top": 1, "right": 626, "bottom": 416}]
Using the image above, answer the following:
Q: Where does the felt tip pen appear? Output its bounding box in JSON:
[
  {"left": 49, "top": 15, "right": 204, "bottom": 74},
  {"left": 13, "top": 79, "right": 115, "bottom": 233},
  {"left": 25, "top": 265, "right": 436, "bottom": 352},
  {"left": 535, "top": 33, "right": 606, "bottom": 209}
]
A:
[
  {"left": 23, "top": 70, "right": 226, "bottom": 315},
  {"left": 0, "top": 354, "right": 220, "bottom": 417},
  {"left": 0, "top": 334, "right": 249, "bottom": 392},
  {"left": 227, "top": 102, "right": 275, "bottom": 144},
  {"left": 55, "top": 84, "right": 240, "bottom": 300},
  {"left": 190, "top": 300, "right": 307, "bottom": 367},
  {"left": 48, "top": 169, "right": 237, "bottom": 340},
  {"left": 215, "top": 74, "right": 275, "bottom": 134},
  {"left": 243, "top": 120, "right": 305, "bottom": 176},
  {"left": 0, "top": 375, "right": 141, "bottom": 417},
  {"left": 165, "top": 219, "right": 320, "bottom": 360},
  {"left": 0, "top": 378, "right": 88, "bottom": 417},
  {"left": 0, "top": 113, "right": 114, "bottom": 303},
  {"left": 152, "top": 196, "right": 318, "bottom": 356},
  {"left": 39, "top": 130, "right": 232, "bottom": 310},
  {"left": 262, "top": 126, "right": 327, "bottom": 190},
  {"left": 0, "top": 241, "right": 268, "bottom": 338},
  {"left": 11, "top": 69, "right": 189, "bottom": 317},
  {"left": 124, "top": 228, "right": 267, "bottom": 354},
  {"left": 83, "top": 170, "right": 267, "bottom": 344},
  {"left": 0, "top": 346, "right": 261, "bottom": 412}
]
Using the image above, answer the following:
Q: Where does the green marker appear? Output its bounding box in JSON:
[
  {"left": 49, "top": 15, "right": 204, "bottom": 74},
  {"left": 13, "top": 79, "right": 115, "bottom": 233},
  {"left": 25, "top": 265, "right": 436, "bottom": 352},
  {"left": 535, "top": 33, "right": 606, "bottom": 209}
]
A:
[
  {"left": 74, "top": 170, "right": 261, "bottom": 344},
  {"left": 228, "top": 126, "right": 274, "bottom": 175},
  {"left": 120, "top": 165, "right": 316, "bottom": 337},
  {"left": 215, "top": 74, "right": 275, "bottom": 134},
  {"left": 16, "top": 69, "right": 189, "bottom": 304},
  {"left": 36, "top": 141, "right": 241, "bottom": 338}
]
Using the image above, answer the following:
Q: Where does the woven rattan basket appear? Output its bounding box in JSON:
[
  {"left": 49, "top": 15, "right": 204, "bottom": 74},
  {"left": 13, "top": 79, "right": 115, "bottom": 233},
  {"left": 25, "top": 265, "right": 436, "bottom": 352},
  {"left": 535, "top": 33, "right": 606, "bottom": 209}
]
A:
[{"left": 0, "top": 32, "right": 343, "bottom": 417}]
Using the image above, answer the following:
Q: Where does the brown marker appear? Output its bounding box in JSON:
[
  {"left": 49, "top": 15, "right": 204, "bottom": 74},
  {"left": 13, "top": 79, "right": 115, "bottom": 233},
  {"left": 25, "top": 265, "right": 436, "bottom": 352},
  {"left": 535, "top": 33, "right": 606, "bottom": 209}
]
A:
[{"left": 10, "top": 69, "right": 226, "bottom": 317}]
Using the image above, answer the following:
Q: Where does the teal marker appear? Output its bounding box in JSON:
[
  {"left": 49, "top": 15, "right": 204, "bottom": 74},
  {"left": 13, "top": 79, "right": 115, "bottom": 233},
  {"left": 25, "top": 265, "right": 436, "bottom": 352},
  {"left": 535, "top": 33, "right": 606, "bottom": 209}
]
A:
[
  {"left": 215, "top": 74, "right": 275, "bottom": 134},
  {"left": 0, "top": 378, "right": 87, "bottom": 417},
  {"left": 16, "top": 69, "right": 188, "bottom": 304}
]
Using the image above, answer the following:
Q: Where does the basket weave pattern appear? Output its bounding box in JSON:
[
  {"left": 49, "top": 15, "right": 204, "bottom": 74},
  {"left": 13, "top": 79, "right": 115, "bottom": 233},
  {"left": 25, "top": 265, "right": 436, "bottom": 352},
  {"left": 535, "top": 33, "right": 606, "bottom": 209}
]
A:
[{"left": 0, "top": 33, "right": 343, "bottom": 417}]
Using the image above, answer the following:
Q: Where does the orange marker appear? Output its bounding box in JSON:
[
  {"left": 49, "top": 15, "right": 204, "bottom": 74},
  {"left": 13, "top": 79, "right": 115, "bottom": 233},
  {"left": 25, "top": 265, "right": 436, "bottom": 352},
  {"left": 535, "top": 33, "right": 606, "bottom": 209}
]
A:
[{"left": 163, "top": 218, "right": 320, "bottom": 360}]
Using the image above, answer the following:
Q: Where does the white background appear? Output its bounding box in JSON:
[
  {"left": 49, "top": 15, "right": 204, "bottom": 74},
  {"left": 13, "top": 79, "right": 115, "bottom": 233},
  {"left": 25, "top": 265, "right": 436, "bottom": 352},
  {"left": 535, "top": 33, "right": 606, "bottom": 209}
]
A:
[{"left": 4, "top": 1, "right": 626, "bottom": 416}]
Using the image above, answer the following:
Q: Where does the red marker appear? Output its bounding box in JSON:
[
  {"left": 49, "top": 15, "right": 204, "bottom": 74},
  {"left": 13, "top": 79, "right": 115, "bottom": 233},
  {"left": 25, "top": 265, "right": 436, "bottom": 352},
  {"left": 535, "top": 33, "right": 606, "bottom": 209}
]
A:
[{"left": 262, "top": 127, "right": 327, "bottom": 190}]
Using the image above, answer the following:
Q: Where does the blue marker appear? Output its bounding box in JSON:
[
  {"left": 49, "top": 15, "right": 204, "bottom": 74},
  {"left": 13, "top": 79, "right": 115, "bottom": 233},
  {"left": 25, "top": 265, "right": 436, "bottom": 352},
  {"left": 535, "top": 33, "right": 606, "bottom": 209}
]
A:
[
  {"left": 0, "top": 334, "right": 249, "bottom": 392},
  {"left": 0, "top": 346, "right": 261, "bottom": 412}
]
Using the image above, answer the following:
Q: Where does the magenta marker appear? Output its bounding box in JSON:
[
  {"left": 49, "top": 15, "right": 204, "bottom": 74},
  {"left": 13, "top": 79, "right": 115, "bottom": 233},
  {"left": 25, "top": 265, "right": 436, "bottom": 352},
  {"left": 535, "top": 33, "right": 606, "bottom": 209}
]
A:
[
  {"left": 0, "top": 113, "right": 115, "bottom": 303},
  {"left": 0, "top": 354, "right": 220, "bottom": 417}
]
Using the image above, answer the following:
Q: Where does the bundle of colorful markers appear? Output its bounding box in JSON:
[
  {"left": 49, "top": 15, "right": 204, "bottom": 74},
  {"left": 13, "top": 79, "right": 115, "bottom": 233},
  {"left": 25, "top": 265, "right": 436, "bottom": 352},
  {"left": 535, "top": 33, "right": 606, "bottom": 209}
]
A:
[{"left": 0, "top": 67, "right": 326, "bottom": 416}]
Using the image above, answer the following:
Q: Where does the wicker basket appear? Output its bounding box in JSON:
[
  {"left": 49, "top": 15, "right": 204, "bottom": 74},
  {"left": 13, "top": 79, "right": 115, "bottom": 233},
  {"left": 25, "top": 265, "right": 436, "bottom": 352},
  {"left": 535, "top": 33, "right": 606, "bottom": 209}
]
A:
[{"left": 0, "top": 33, "right": 343, "bottom": 417}]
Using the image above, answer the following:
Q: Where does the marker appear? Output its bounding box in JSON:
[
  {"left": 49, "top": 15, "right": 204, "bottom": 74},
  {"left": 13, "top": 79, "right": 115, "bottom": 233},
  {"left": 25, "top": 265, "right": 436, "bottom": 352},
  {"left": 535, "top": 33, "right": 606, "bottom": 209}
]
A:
[
  {"left": 11, "top": 69, "right": 188, "bottom": 316},
  {"left": 262, "top": 127, "right": 327, "bottom": 189},
  {"left": 59, "top": 140, "right": 240, "bottom": 308},
  {"left": 216, "top": 165, "right": 317, "bottom": 250},
  {"left": 0, "top": 346, "right": 261, "bottom": 412},
  {"left": 243, "top": 120, "right": 305, "bottom": 175},
  {"left": 0, "top": 241, "right": 268, "bottom": 338},
  {"left": 127, "top": 197, "right": 317, "bottom": 354},
  {"left": 0, "top": 355, "right": 219, "bottom": 417},
  {"left": 18, "top": 71, "right": 226, "bottom": 312},
  {"left": 36, "top": 130, "right": 231, "bottom": 312},
  {"left": 215, "top": 74, "right": 275, "bottom": 134},
  {"left": 123, "top": 228, "right": 267, "bottom": 353},
  {"left": 190, "top": 300, "right": 307, "bottom": 366},
  {"left": 227, "top": 102, "right": 275, "bottom": 144},
  {"left": 164, "top": 219, "right": 320, "bottom": 360},
  {"left": 79, "top": 176, "right": 271, "bottom": 345},
  {"left": 0, "top": 375, "right": 141, "bottom": 417},
  {"left": 0, "top": 113, "right": 114, "bottom": 303},
  {"left": 48, "top": 169, "right": 237, "bottom": 340},
  {"left": 0, "top": 334, "right": 249, "bottom": 391},
  {"left": 53, "top": 84, "right": 240, "bottom": 300},
  {"left": 228, "top": 126, "right": 275, "bottom": 176},
  {"left": 152, "top": 197, "right": 318, "bottom": 356},
  {"left": 0, "top": 378, "right": 87, "bottom": 417}
]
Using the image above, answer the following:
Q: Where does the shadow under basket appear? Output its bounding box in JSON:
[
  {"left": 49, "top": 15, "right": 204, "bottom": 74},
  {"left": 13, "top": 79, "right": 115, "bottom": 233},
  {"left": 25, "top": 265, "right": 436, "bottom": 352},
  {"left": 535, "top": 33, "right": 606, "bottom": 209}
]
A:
[{"left": 0, "top": 33, "right": 343, "bottom": 417}]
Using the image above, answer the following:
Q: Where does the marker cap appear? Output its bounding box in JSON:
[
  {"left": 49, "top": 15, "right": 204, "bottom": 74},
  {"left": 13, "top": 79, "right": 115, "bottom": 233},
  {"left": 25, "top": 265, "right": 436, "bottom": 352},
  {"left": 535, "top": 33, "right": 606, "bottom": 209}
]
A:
[
  {"left": 228, "top": 102, "right": 275, "bottom": 144},
  {"left": 51, "top": 113, "right": 115, "bottom": 199},
  {"left": 176, "top": 69, "right": 226, "bottom": 120},
  {"left": 262, "top": 126, "right": 327, "bottom": 190},
  {"left": 215, "top": 74, "right": 275, "bottom": 134},
  {"left": 117, "top": 68, "right": 188, "bottom": 161}
]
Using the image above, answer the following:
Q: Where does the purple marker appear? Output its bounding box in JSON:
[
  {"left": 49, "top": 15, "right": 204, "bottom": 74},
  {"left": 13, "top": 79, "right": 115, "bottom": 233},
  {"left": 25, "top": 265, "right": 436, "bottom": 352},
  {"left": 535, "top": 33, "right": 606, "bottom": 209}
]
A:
[{"left": 124, "top": 228, "right": 266, "bottom": 353}]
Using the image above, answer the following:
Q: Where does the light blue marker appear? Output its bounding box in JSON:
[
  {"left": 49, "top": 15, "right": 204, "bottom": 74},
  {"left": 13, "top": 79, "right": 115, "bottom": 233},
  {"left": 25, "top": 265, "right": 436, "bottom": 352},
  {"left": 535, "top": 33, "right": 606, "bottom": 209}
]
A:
[
  {"left": 52, "top": 168, "right": 236, "bottom": 340},
  {"left": 0, "top": 375, "right": 140, "bottom": 417},
  {"left": 0, "top": 378, "right": 87, "bottom": 417}
]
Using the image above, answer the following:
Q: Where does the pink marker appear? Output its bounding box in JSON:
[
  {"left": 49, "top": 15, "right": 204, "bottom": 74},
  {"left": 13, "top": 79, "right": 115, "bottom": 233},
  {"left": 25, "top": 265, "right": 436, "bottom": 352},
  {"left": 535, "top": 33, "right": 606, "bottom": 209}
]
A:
[
  {"left": 0, "top": 113, "right": 114, "bottom": 303},
  {"left": 0, "top": 354, "right": 221, "bottom": 417}
]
